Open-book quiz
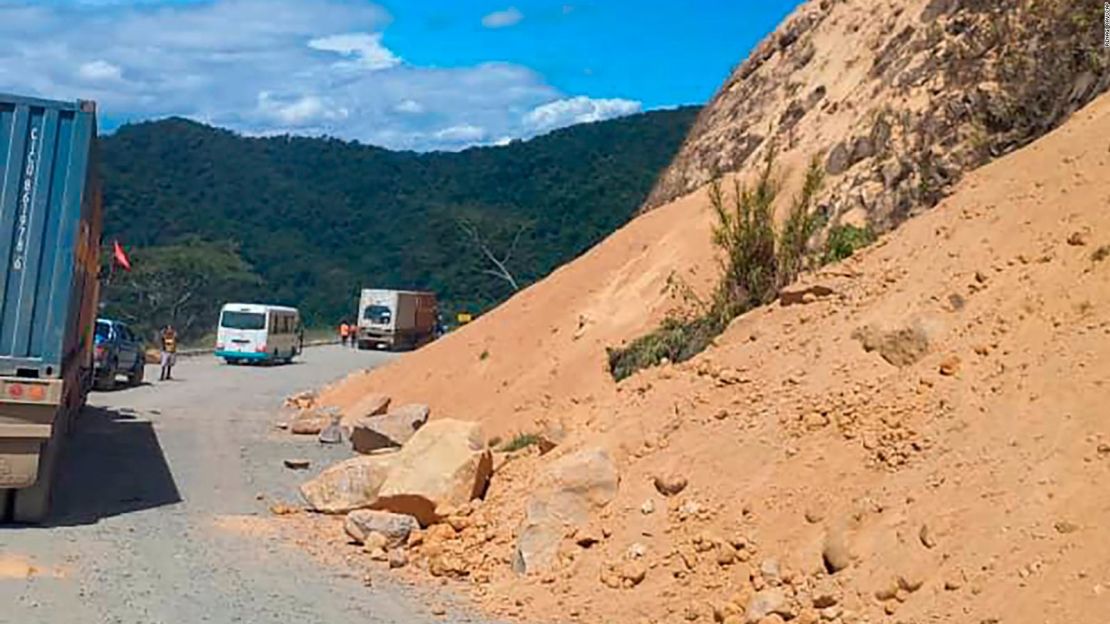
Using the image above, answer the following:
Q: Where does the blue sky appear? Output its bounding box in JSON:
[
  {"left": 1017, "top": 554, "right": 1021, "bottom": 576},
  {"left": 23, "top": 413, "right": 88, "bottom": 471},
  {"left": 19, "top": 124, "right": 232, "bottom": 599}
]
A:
[{"left": 0, "top": 1, "right": 800, "bottom": 150}]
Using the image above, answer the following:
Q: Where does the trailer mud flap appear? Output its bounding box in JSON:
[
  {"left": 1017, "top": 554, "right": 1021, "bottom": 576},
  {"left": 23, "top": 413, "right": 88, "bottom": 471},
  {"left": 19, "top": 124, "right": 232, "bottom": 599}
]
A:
[{"left": 0, "top": 425, "right": 52, "bottom": 489}]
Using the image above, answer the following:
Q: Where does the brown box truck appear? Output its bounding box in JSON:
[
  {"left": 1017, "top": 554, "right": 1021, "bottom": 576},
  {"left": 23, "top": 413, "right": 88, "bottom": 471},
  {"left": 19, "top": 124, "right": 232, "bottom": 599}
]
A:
[
  {"left": 0, "top": 94, "right": 102, "bottom": 523},
  {"left": 356, "top": 289, "right": 438, "bottom": 351}
]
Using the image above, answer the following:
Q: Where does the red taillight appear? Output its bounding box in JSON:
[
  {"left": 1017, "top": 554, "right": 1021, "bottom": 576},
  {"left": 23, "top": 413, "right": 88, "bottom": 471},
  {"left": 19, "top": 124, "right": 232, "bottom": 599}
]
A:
[
  {"left": 6, "top": 383, "right": 46, "bottom": 401},
  {"left": 95, "top": 346, "right": 106, "bottom": 359},
  {"left": 256, "top": 344, "right": 267, "bottom": 353}
]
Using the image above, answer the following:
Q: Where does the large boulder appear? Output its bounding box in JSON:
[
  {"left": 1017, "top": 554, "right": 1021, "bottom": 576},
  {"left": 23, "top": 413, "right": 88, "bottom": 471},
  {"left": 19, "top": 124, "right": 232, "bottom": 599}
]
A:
[
  {"left": 340, "top": 393, "right": 391, "bottom": 432},
  {"left": 290, "top": 406, "right": 341, "bottom": 435},
  {"left": 350, "top": 404, "right": 430, "bottom": 454},
  {"left": 299, "top": 454, "right": 396, "bottom": 513},
  {"left": 513, "top": 447, "right": 619, "bottom": 575},
  {"left": 344, "top": 509, "right": 419, "bottom": 546},
  {"left": 372, "top": 419, "right": 492, "bottom": 526}
]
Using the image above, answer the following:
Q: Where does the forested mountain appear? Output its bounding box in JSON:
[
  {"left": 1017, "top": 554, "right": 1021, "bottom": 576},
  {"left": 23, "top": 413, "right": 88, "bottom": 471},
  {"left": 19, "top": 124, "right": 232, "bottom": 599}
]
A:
[{"left": 98, "top": 107, "right": 698, "bottom": 341}]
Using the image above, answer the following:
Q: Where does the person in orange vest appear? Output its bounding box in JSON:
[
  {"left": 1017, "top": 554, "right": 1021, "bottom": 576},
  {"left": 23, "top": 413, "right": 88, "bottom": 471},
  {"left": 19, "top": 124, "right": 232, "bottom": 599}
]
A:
[
  {"left": 339, "top": 320, "right": 351, "bottom": 347},
  {"left": 159, "top": 324, "right": 178, "bottom": 381}
]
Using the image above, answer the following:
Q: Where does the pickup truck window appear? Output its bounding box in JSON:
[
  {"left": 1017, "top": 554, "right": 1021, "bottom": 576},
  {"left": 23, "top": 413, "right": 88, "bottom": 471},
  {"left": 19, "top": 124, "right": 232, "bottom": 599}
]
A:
[
  {"left": 221, "top": 311, "right": 266, "bottom": 330},
  {"left": 95, "top": 321, "right": 112, "bottom": 341}
]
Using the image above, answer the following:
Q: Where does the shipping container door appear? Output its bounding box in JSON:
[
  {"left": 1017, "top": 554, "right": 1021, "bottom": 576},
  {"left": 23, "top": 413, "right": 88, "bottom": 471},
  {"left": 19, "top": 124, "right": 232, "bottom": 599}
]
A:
[{"left": 0, "top": 96, "right": 94, "bottom": 378}]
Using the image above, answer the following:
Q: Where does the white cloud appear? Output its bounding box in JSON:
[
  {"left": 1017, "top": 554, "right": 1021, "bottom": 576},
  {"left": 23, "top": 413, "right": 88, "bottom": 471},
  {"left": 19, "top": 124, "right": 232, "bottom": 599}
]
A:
[
  {"left": 308, "top": 32, "right": 400, "bottom": 71},
  {"left": 0, "top": 1, "right": 640, "bottom": 151},
  {"left": 78, "top": 60, "right": 123, "bottom": 82},
  {"left": 434, "top": 124, "right": 486, "bottom": 142},
  {"left": 394, "top": 99, "right": 424, "bottom": 114},
  {"left": 524, "top": 96, "right": 642, "bottom": 133},
  {"left": 482, "top": 7, "right": 523, "bottom": 29},
  {"left": 257, "top": 92, "right": 348, "bottom": 125}
]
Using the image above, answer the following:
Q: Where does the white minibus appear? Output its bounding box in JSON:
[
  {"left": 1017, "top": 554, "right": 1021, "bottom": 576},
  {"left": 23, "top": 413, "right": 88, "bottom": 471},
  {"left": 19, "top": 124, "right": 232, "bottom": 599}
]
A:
[{"left": 215, "top": 303, "right": 302, "bottom": 365}]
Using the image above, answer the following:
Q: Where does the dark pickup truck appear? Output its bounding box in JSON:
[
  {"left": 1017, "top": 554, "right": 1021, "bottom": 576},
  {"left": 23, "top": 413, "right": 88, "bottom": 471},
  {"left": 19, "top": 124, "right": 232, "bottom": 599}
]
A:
[{"left": 93, "top": 318, "right": 145, "bottom": 389}]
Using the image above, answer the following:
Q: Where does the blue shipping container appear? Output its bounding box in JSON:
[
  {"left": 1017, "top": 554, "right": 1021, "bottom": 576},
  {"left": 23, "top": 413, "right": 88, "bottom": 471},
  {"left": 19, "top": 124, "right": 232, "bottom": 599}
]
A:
[{"left": 0, "top": 93, "right": 101, "bottom": 379}]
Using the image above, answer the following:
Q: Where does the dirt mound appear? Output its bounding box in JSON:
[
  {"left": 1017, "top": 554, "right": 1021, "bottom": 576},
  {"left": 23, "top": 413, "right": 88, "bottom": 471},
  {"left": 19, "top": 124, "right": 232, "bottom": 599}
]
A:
[
  {"left": 303, "top": 1, "right": 1110, "bottom": 621},
  {"left": 304, "top": 89, "right": 1110, "bottom": 623}
]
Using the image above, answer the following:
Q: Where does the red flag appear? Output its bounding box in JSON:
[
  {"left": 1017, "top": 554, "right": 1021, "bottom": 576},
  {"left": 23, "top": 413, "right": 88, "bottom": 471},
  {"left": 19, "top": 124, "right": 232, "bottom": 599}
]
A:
[{"left": 112, "top": 240, "right": 132, "bottom": 272}]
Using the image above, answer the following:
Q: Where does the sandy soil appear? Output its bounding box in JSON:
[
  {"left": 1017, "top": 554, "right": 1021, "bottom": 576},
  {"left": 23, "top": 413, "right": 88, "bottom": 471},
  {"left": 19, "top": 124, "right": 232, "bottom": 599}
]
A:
[{"left": 307, "top": 83, "right": 1110, "bottom": 624}]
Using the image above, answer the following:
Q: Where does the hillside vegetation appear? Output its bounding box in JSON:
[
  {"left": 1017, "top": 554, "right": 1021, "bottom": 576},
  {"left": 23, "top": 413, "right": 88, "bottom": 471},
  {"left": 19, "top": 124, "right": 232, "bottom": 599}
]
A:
[{"left": 99, "top": 107, "right": 698, "bottom": 340}]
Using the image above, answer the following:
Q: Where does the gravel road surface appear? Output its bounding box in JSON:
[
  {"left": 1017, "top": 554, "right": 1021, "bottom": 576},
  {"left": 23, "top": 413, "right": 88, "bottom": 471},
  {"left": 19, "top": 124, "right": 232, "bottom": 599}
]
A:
[{"left": 0, "top": 345, "right": 480, "bottom": 624}]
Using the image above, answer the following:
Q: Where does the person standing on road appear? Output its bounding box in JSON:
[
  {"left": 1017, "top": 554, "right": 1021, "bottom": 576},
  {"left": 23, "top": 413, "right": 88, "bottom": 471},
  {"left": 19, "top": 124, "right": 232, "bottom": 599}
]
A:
[
  {"left": 339, "top": 320, "right": 351, "bottom": 347},
  {"left": 159, "top": 324, "right": 178, "bottom": 381}
]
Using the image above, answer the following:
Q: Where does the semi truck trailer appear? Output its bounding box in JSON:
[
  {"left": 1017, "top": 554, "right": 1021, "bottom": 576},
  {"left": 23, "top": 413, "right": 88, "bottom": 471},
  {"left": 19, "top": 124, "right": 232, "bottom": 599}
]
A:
[
  {"left": 0, "top": 93, "right": 102, "bottom": 523},
  {"left": 356, "top": 289, "right": 438, "bottom": 351}
]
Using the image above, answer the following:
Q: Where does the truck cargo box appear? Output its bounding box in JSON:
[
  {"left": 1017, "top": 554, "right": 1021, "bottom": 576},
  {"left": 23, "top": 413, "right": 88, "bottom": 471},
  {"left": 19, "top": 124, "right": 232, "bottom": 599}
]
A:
[
  {"left": 0, "top": 93, "right": 102, "bottom": 379},
  {"left": 357, "top": 289, "right": 438, "bottom": 350}
]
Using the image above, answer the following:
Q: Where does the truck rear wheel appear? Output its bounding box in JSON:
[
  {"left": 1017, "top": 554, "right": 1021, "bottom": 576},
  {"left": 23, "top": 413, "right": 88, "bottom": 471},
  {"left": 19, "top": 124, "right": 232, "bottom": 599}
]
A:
[
  {"left": 10, "top": 435, "right": 60, "bottom": 524},
  {"left": 0, "top": 489, "right": 13, "bottom": 523}
]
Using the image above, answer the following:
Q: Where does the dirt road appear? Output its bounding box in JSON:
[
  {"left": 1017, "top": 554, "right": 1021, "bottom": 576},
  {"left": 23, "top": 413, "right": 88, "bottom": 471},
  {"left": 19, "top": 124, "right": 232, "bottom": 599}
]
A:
[{"left": 0, "top": 346, "right": 480, "bottom": 624}]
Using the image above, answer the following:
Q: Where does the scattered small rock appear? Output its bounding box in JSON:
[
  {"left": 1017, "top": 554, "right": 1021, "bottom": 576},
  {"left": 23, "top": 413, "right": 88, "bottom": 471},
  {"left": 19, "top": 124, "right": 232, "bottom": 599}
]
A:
[
  {"left": 821, "top": 527, "right": 852, "bottom": 573},
  {"left": 919, "top": 523, "right": 937, "bottom": 549},
  {"left": 388, "top": 548, "right": 408, "bottom": 569},
  {"left": 345, "top": 509, "right": 420, "bottom": 546},
  {"left": 898, "top": 570, "right": 925, "bottom": 593},
  {"left": 746, "top": 588, "right": 789, "bottom": 623},
  {"left": 939, "top": 355, "right": 961, "bottom": 376},
  {"left": 804, "top": 505, "right": 825, "bottom": 524},
  {"left": 268, "top": 503, "right": 299, "bottom": 516},
  {"left": 361, "top": 531, "right": 388, "bottom": 553},
  {"left": 811, "top": 579, "right": 839, "bottom": 608},
  {"left": 1054, "top": 520, "right": 1080, "bottom": 534},
  {"left": 574, "top": 525, "right": 604, "bottom": 548},
  {"left": 716, "top": 542, "right": 738, "bottom": 567},
  {"left": 283, "top": 458, "right": 310, "bottom": 470},
  {"left": 653, "top": 473, "right": 688, "bottom": 497},
  {"left": 874, "top": 582, "right": 899, "bottom": 601},
  {"left": 1068, "top": 231, "right": 1089, "bottom": 246},
  {"left": 318, "top": 421, "right": 343, "bottom": 444},
  {"left": 290, "top": 406, "right": 341, "bottom": 435},
  {"left": 536, "top": 421, "right": 567, "bottom": 455},
  {"left": 759, "top": 558, "right": 781, "bottom": 582},
  {"left": 641, "top": 499, "right": 656, "bottom": 515},
  {"left": 852, "top": 323, "right": 930, "bottom": 367}
]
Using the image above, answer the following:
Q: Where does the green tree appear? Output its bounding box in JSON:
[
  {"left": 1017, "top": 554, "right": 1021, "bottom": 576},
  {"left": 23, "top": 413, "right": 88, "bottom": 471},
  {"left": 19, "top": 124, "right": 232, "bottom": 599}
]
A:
[{"left": 102, "top": 240, "right": 262, "bottom": 342}]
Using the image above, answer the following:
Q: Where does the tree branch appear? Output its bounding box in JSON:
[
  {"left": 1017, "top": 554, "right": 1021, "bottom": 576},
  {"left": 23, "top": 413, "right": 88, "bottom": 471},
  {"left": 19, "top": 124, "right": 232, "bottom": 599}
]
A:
[{"left": 457, "top": 219, "right": 523, "bottom": 291}]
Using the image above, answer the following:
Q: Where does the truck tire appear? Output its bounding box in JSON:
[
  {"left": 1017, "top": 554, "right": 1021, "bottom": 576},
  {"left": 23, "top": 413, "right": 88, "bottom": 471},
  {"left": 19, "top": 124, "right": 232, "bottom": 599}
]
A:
[
  {"left": 11, "top": 434, "right": 61, "bottom": 524},
  {"left": 94, "top": 360, "right": 117, "bottom": 391},
  {"left": 0, "top": 489, "right": 13, "bottom": 523}
]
